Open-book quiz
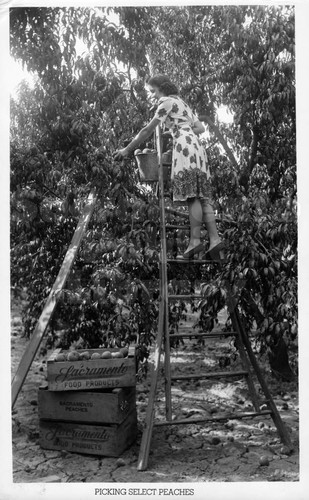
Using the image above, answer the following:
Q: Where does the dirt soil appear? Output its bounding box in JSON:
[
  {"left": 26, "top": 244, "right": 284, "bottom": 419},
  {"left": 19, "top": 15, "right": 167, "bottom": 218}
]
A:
[{"left": 11, "top": 300, "right": 299, "bottom": 484}]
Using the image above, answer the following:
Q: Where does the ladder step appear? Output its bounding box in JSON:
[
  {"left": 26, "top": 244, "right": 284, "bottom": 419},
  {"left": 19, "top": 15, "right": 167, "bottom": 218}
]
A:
[
  {"left": 166, "top": 224, "right": 206, "bottom": 231},
  {"left": 153, "top": 410, "right": 272, "bottom": 427},
  {"left": 169, "top": 331, "right": 238, "bottom": 339},
  {"left": 171, "top": 370, "right": 248, "bottom": 381},
  {"left": 168, "top": 294, "right": 203, "bottom": 300},
  {"left": 167, "top": 294, "right": 230, "bottom": 300},
  {"left": 167, "top": 259, "right": 215, "bottom": 264},
  {"left": 165, "top": 224, "right": 190, "bottom": 230}
]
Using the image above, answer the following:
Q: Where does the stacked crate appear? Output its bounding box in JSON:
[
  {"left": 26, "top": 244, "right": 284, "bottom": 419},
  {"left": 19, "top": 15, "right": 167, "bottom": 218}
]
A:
[{"left": 38, "top": 346, "right": 137, "bottom": 457}]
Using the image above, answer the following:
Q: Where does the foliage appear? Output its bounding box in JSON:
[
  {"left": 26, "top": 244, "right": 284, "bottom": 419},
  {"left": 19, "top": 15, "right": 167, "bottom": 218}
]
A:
[{"left": 10, "top": 5, "right": 296, "bottom": 378}]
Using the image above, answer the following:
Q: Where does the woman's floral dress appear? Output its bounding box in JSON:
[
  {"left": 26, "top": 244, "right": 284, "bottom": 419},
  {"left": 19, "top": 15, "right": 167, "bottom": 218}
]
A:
[{"left": 154, "top": 95, "right": 213, "bottom": 205}]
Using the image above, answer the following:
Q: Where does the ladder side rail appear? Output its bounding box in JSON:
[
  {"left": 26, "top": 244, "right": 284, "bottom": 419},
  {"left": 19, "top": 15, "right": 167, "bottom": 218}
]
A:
[
  {"left": 232, "top": 296, "right": 293, "bottom": 450},
  {"left": 11, "top": 191, "right": 97, "bottom": 408},
  {"left": 154, "top": 409, "right": 272, "bottom": 426},
  {"left": 156, "top": 125, "right": 172, "bottom": 420},
  {"left": 137, "top": 299, "right": 166, "bottom": 471},
  {"left": 137, "top": 125, "right": 171, "bottom": 471},
  {"left": 226, "top": 292, "right": 261, "bottom": 412},
  {"left": 229, "top": 309, "right": 261, "bottom": 411}
]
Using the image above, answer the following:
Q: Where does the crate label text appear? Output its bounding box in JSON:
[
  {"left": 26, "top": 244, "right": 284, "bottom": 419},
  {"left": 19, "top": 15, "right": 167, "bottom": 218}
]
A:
[{"left": 54, "top": 362, "right": 129, "bottom": 383}]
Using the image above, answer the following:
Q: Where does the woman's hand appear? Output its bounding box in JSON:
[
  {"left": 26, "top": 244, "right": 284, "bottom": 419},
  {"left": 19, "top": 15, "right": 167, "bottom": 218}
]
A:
[{"left": 113, "top": 147, "right": 130, "bottom": 161}]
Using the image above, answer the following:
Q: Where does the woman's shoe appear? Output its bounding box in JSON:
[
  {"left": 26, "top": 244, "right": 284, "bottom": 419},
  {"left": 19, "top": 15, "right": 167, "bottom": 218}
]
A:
[
  {"left": 176, "top": 242, "right": 204, "bottom": 260},
  {"left": 205, "top": 241, "right": 226, "bottom": 261}
]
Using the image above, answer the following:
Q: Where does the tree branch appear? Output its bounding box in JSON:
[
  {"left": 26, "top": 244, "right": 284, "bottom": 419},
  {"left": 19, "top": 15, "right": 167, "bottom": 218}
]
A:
[
  {"left": 248, "top": 125, "right": 259, "bottom": 174},
  {"left": 198, "top": 114, "right": 239, "bottom": 172}
]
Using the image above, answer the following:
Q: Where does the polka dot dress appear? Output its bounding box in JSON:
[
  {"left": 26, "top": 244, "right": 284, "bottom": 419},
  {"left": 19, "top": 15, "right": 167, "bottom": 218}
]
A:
[{"left": 154, "top": 95, "right": 213, "bottom": 204}]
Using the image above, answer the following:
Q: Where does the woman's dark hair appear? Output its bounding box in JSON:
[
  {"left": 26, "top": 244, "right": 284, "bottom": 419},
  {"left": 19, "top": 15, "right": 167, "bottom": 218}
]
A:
[{"left": 147, "top": 74, "right": 179, "bottom": 96}]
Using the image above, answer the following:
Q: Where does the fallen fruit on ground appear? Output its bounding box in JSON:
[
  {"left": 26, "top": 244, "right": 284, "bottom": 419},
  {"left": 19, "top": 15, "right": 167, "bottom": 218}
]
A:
[
  {"left": 280, "top": 445, "right": 292, "bottom": 456},
  {"left": 210, "top": 436, "right": 221, "bottom": 445},
  {"left": 259, "top": 456, "right": 270, "bottom": 466}
]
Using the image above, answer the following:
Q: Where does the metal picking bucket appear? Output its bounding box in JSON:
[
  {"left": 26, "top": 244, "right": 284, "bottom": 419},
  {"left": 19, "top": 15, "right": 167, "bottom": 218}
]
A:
[{"left": 136, "top": 152, "right": 171, "bottom": 182}]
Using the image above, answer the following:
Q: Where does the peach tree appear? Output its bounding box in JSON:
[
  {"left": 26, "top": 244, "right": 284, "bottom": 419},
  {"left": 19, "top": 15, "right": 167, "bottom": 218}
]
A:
[{"left": 10, "top": 6, "right": 296, "bottom": 379}]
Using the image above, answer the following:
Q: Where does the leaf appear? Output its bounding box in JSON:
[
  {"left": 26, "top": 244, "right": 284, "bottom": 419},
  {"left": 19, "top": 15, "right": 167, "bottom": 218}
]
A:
[{"left": 139, "top": 282, "right": 150, "bottom": 297}]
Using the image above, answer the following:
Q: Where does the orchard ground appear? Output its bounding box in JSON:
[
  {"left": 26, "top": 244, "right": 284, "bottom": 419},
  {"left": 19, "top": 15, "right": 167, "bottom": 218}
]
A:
[{"left": 11, "top": 299, "right": 299, "bottom": 483}]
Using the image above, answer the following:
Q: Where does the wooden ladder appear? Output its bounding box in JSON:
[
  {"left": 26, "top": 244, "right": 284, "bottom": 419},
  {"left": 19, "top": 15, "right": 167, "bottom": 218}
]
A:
[
  {"left": 11, "top": 191, "right": 97, "bottom": 408},
  {"left": 137, "top": 126, "right": 293, "bottom": 471}
]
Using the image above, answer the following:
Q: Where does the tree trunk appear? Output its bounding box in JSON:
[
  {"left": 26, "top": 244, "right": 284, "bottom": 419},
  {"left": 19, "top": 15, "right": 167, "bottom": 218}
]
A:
[
  {"left": 248, "top": 124, "right": 259, "bottom": 174},
  {"left": 198, "top": 114, "right": 239, "bottom": 174},
  {"left": 268, "top": 336, "right": 295, "bottom": 382}
]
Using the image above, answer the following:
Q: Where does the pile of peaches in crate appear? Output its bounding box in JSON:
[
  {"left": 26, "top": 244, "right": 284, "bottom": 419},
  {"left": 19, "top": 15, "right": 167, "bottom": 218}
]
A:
[{"left": 54, "top": 346, "right": 129, "bottom": 361}]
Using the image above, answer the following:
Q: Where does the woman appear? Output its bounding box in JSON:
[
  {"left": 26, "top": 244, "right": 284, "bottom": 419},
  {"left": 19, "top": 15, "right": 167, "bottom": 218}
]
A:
[{"left": 113, "top": 74, "right": 224, "bottom": 260}]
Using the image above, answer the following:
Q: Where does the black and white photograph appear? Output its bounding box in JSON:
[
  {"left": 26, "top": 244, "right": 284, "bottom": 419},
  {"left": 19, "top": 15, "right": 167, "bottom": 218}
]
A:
[{"left": 2, "top": 1, "right": 309, "bottom": 499}]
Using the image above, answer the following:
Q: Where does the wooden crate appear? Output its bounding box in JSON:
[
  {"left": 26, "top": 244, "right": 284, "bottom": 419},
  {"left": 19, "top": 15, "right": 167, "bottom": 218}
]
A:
[
  {"left": 39, "top": 410, "right": 137, "bottom": 457},
  {"left": 47, "top": 346, "right": 136, "bottom": 391},
  {"left": 38, "top": 386, "right": 136, "bottom": 424}
]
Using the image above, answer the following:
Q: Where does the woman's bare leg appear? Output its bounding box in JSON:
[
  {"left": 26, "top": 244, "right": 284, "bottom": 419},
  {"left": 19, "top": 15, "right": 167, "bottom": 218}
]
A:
[
  {"left": 186, "top": 197, "right": 202, "bottom": 251},
  {"left": 201, "top": 200, "right": 221, "bottom": 250}
]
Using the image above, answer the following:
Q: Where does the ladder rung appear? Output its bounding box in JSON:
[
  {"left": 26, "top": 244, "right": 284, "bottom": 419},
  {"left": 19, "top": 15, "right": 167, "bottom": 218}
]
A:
[
  {"left": 153, "top": 410, "right": 272, "bottom": 427},
  {"left": 165, "top": 224, "right": 190, "bottom": 230},
  {"left": 169, "top": 331, "right": 238, "bottom": 339},
  {"left": 167, "top": 259, "right": 224, "bottom": 264},
  {"left": 171, "top": 370, "right": 248, "bottom": 381},
  {"left": 168, "top": 294, "right": 203, "bottom": 300},
  {"left": 165, "top": 224, "right": 206, "bottom": 231}
]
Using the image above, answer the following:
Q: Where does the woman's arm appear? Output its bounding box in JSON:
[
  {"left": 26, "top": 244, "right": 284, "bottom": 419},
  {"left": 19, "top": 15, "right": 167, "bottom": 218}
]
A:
[
  {"left": 113, "top": 116, "right": 161, "bottom": 160},
  {"left": 192, "top": 119, "right": 205, "bottom": 136}
]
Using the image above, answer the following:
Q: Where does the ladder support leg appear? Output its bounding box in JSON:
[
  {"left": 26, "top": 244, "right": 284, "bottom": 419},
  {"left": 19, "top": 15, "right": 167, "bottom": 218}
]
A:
[
  {"left": 138, "top": 126, "right": 170, "bottom": 470},
  {"left": 229, "top": 308, "right": 260, "bottom": 412},
  {"left": 137, "top": 303, "right": 165, "bottom": 471},
  {"left": 11, "top": 192, "right": 97, "bottom": 408},
  {"left": 164, "top": 303, "right": 172, "bottom": 421},
  {"left": 234, "top": 305, "right": 293, "bottom": 450}
]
